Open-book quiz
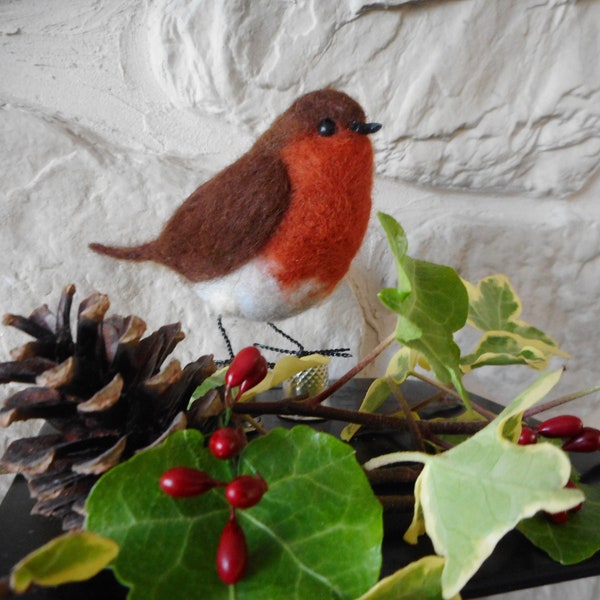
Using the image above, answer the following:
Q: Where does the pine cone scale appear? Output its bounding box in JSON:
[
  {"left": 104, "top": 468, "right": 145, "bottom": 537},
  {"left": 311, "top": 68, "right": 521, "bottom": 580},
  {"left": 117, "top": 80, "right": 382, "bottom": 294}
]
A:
[
  {"left": 77, "top": 374, "right": 124, "bottom": 413},
  {"left": 0, "top": 357, "right": 57, "bottom": 384},
  {"left": 1, "top": 434, "right": 63, "bottom": 475},
  {"left": 2, "top": 313, "right": 52, "bottom": 339},
  {"left": 71, "top": 436, "right": 127, "bottom": 475},
  {"left": 0, "top": 387, "right": 70, "bottom": 426}
]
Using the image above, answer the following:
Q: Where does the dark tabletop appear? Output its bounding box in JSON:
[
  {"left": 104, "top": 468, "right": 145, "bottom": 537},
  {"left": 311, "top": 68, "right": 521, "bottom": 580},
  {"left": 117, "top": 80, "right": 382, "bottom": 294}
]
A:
[{"left": 1, "top": 379, "right": 599, "bottom": 599}]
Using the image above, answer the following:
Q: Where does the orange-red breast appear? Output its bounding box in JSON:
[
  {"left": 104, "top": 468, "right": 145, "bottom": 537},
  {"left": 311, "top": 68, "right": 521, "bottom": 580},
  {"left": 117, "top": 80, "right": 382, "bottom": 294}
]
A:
[{"left": 90, "top": 89, "right": 381, "bottom": 321}]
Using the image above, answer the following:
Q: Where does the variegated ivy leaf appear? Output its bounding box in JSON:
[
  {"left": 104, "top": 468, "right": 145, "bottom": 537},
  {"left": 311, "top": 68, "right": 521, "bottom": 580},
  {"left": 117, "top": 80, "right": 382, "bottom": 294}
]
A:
[
  {"left": 461, "top": 275, "right": 569, "bottom": 372},
  {"left": 377, "top": 213, "right": 471, "bottom": 409},
  {"left": 357, "top": 555, "right": 461, "bottom": 600},
  {"left": 10, "top": 531, "right": 118, "bottom": 593},
  {"left": 363, "top": 370, "right": 584, "bottom": 600},
  {"left": 341, "top": 347, "right": 417, "bottom": 441}
]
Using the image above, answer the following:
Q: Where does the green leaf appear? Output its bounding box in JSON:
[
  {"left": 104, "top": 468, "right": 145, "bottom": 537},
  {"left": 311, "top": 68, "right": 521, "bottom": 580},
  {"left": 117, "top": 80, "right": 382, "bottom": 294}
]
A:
[
  {"left": 191, "top": 366, "right": 227, "bottom": 402},
  {"left": 364, "top": 370, "right": 584, "bottom": 599},
  {"left": 340, "top": 348, "right": 417, "bottom": 441},
  {"left": 462, "top": 275, "right": 569, "bottom": 372},
  {"left": 340, "top": 377, "right": 392, "bottom": 441},
  {"left": 384, "top": 346, "right": 420, "bottom": 381},
  {"left": 190, "top": 355, "right": 329, "bottom": 406},
  {"left": 377, "top": 212, "right": 470, "bottom": 406},
  {"left": 460, "top": 332, "right": 553, "bottom": 370},
  {"left": 10, "top": 531, "right": 118, "bottom": 593},
  {"left": 357, "top": 555, "right": 461, "bottom": 600},
  {"left": 518, "top": 483, "right": 600, "bottom": 564},
  {"left": 86, "top": 428, "right": 382, "bottom": 600}
]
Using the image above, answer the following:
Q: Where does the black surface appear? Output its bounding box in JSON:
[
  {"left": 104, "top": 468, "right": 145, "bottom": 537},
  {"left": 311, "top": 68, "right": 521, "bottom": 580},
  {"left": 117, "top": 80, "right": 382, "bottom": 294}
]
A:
[{"left": 1, "top": 379, "right": 599, "bottom": 598}]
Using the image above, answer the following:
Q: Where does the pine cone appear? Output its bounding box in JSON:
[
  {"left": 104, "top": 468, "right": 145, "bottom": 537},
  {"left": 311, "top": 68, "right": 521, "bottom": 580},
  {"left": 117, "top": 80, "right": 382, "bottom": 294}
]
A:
[{"left": 0, "top": 285, "right": 220, "bottom": 530}]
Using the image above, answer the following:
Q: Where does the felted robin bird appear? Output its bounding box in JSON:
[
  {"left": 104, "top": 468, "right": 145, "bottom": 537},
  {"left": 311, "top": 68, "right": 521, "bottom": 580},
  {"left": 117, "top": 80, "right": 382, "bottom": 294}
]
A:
[{"left": 90, "top": 89, "right": 381, "bottom": 322}]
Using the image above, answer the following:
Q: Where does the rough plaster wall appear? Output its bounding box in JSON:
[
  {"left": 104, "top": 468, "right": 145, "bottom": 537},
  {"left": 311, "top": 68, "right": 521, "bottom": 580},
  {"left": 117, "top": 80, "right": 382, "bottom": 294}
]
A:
[{"left": 0, "top": 2, "right": 599, "bottom": 595}]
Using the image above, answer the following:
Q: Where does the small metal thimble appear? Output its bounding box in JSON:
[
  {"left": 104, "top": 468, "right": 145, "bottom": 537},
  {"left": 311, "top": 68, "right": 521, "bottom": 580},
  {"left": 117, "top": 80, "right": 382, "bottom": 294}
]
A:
[
  {"left": 280, "top": 363, "right": 330, "bottom": 421},
  {"left": 283, "top": 363, "right": 329, "bottom": 397}
]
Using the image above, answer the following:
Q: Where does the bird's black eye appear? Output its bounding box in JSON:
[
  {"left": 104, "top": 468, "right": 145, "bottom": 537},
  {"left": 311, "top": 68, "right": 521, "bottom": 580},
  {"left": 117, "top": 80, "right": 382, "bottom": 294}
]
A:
[{"left": 317, "top": 118, "right": 336, "bottom": 137}]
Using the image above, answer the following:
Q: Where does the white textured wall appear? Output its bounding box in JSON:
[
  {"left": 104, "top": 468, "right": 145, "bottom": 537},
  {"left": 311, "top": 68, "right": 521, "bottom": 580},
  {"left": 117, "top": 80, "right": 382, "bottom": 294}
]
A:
[{"left": 0, "top": 1, "right": 599, "bottom": 596}]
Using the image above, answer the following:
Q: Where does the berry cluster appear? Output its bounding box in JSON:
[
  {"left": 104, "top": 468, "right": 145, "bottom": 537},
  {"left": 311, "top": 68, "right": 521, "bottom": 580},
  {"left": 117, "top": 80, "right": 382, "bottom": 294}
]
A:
[
  {"left": 518, "top": 415, "right": 600, "bottom": 453},
  {"left": 518, "top": 415, "right": 599, "bottom": 524},
  {"left": 159, "top": 426, "right": 268, "bottom": 585}
]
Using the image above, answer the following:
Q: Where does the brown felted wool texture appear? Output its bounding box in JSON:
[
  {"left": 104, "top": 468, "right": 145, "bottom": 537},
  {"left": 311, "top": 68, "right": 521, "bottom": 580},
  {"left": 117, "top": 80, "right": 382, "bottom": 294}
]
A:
[
  {"left": 89, "top": 89, "right": 375, "bottom": 301},
  {"left": 89, "top": 150, "right": 292, "bottom": 281}
]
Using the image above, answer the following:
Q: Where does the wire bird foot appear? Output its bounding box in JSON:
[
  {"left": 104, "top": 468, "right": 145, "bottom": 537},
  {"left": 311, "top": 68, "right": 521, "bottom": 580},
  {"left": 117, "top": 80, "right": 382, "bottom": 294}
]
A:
[
  {"left": 214, "top": 319, "right": 352, "bottom": 368},
  {"left": 215, "top": 315, "right": 235, "bottom": 367},
  {"left": 253, "top": 322, "right": 352, "bottom": 365}
]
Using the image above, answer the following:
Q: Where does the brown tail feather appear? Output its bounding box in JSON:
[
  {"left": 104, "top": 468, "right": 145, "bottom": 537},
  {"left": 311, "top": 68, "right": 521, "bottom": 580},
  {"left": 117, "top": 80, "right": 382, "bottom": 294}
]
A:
[{"left": 89, "top": 241, "right": 155, "bottom": 262}]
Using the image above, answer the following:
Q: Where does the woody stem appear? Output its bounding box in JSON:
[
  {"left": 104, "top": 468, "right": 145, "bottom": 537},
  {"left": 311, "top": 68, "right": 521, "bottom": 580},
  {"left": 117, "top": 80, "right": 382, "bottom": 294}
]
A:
[
  {"left": 233, "top": 400, "right": 486, "bottom": 435},
  {"left": 309, "top": 332, "right": 397, "bottom": 406},
  {"left": 523, "top": 385, "right": 600, "bottom": 418}
]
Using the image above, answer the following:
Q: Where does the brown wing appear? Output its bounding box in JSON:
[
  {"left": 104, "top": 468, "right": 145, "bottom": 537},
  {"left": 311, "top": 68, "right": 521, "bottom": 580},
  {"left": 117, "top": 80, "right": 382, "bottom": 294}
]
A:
[{"left": 92, "top": 149, "right": 292, "bottom": 283}]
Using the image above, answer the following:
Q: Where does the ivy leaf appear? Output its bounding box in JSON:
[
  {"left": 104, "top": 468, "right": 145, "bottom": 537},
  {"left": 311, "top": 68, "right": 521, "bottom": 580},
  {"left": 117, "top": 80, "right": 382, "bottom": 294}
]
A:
[
  {"left": 384, "top": 346, "right": 420, "bottom": 382},
  {"left": 357, "top": 555, "right": 461, "bottom": 600},
  {"left": 364, "top": 370, "right": 584, "bottom": 599},
  {"left": 461, "top": 332, "right": 555, "bottom": 370},
  {"left": 191, "top": 355, "right": 329, "bottom": 405},
  {"left": 341, "top": 378, "right": 391, "bottom": 441},
  {"left": 86, "top": 427, "right": 382, "bottom": 600},
  {"left": 461, "top": 275, "right": 569, "bottom": 372},
  {"left": 10, "top": 531, "right": 118, "bottom": 593},
  {"left": 377, "top": 212, "right": 470, "bottom": 407},
  {"left": 518, "top": 483, "right": 600, "bottom": 564},
  {"left": 236, "top": 427, "right": 382, "bottom": 597},
  {"left": 340, "top": 347, "right": 417, "bottom": 441},
  {"left": 192, "top": 367, "right": 227, "bottom": 402}
]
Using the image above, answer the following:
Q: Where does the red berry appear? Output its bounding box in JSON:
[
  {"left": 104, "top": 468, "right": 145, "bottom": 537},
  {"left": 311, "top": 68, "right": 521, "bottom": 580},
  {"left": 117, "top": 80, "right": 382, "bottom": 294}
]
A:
[
  {"left": 235, "top": 359, "right": 268, "bottom": 397},
  {"left": 537, "top": 415, "right": 583, "bottom": 439},
  {"left": 225, "top": 347, "right": 265, "bottom": 387},
  {"left": 209, "top": 427, "right": 245, "bottom": 460},
  {"left": 159, "top": 467, "right": 219, "bottom": 498},
  {"left": 565, "top": 480, "right": 584, "bottom": 513},
  {"left": 225, "top": 347, "right": 268, "bottom": 399},
  {"left": 546, "top": 510, "right": 569, "bottom": 524},
  {"left": 225, "top": 475, "right": 268, "bottom": 509},
  {"left": 562, "top": 427, "right": 600, "bottom": 453},
  {"left": 216, "top": 515, "right": 248, "bottom": 585},
  {"left": 518, "top": 425, "right": 539, "bottom": 445}
]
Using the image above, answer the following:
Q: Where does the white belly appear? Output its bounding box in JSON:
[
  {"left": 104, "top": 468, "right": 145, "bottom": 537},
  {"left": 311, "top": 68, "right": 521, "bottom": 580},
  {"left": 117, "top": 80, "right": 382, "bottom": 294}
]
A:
[{"left": 192, "top": 258, "right": 325, "bottom": 322}]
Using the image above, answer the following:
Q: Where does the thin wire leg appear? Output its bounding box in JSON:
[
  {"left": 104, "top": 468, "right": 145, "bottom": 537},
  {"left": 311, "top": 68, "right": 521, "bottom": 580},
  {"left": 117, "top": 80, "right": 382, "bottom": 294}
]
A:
[
  {"left": 253, "top": 322, "right": 352, "bottom": 359},
  {"left": 215, "top": 315, "right": 235, "bottom": 366}
]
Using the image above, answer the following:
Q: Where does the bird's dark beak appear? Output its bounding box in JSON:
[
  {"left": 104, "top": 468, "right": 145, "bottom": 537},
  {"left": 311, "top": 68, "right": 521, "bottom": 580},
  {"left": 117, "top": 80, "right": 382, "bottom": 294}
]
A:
[{"left": 350, "top": 121, "right": 382, "bottom": 135}]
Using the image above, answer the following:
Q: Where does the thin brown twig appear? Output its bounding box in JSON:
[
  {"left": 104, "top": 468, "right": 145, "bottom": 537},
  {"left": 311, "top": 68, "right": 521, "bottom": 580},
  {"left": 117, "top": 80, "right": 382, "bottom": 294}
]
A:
[
  {"left": 0, "top": 577, "right": 14, "bottom": 599},
  {"left": 409, "top": 390, "right": 445, "bottom": 412},
  {"left": 387, "top": 377, "right": 425, "bottom": 452},
  {"left": 409, "top": 370, "right": 496, "bottom": 421},
  {"left": 232, "top": 399, "right": 487, "bottom": 435},
  {"left": 523, "top": 385, "right": 600, "bottom": 418},
  {"left": 309, "top": 332, "right": 397, "bottom": 406},
  {"left": 366, "top": 465, "right": 421, "bottom": 484},
  {"left": 427, "top": 433, "right": 455, "bottom": 451},
  {"left": 377, "top": 495, "right": 415, "bottom": 512},
  {"left": 241, "top": 414, "right": 268, "bottom": 435}
]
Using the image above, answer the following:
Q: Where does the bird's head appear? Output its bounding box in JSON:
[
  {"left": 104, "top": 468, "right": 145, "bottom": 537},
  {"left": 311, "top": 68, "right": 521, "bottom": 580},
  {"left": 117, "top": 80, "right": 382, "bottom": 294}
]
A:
[{"left": 259, "top": 89, "right": 381, "bottom": 151}]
